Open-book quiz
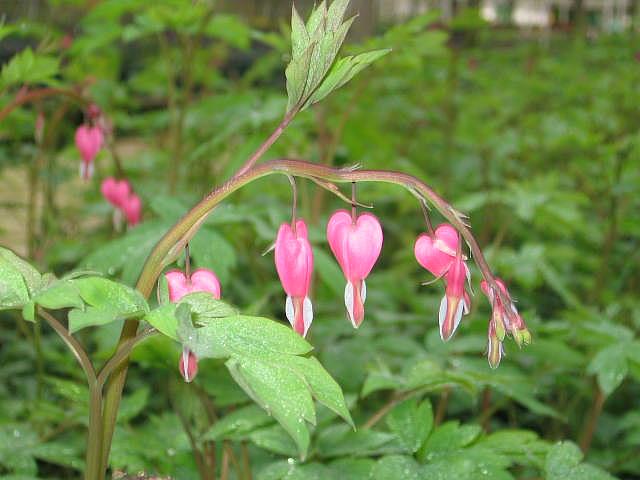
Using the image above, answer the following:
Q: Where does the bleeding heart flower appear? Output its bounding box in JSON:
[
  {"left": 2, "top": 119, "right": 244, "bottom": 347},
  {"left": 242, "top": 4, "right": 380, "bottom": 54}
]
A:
[
  {"left": 101, "top": 177, "right": 131, "bottom": 209},
  {"left": 275, "top": 220, "right": 314, "bottom": 337},
  {"left": 75, "top": 125, "right": 103, "bottom": 180},
  {"left": 165, "top": 267, "right": 222, "bottom": 384},
  {"left": 165, "top": 268, "right": 222, "bottom": 303},
  {"left": 438, "top": 253, "right": 470, "bottom": 341},
  {"left": 122, "top": 193, "right": 142, "bottom": 227},
  {"left": 327, "top": 210, "right": 383, "bottom": 328},
  {"left": 179, "top": 347, "right": 198, "bottom": 383},
  {"left": 414, "top": 224, "right": 460, "bottom": 278}
]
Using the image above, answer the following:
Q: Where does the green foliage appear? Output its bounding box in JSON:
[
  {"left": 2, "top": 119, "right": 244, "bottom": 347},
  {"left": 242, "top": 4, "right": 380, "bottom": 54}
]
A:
[{"left": 0, "top": 1, "right": 639, "bottom": 479}]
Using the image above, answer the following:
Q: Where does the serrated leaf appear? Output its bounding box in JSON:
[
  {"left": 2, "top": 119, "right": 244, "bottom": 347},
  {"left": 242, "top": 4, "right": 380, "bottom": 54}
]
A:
[
  {"left": 0, "top": 247, "right": 41, "bottom": 312},
  {"left": 326, "top": 0, "right": 351, "bottom": 32},
  {"left": 283, "top": 356, "right": 354, "bottom": 427},
  {"left": 545, "top": 441, "right": 616, "bottom": 480},
  {"left": 372, "top": 455, "right": 421, "bottom": 480},
  {"left": 0, "top": 48, "right": 60, "bottom": 88},
  {"left": 227, "top": 357, "right": 313, "bottom": 458},
  {"left": 291, "top": 4, "right": 310, "bottom": 58}
]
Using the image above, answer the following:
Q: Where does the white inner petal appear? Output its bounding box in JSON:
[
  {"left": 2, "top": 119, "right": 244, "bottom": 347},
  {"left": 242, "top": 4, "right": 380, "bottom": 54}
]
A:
[
  {"left": 361, "top": 279, "right": 367, "bottom": 303},
  {"left": 344, "top": 282, "right": 355, "bottom": 327},
  {"left": 181, "top": 347, "right": 191, "bottom": 382},
  {"left": 452, "top": 300, "right": 464, "bottom": 336},
  {"left": 285, "top": 295, "right": 294, "bottom": 327},
  {"left": 303, "top": 296, "right": 313, "bottom": 337},
  {"left": 438, "top": 295, "right": 447, "bottom": 340}
]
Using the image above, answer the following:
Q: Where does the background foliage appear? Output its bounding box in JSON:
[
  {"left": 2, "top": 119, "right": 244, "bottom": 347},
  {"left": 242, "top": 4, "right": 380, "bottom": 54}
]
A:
[{"left": 0, "top": 1, "right": 639, "bottom": 478}]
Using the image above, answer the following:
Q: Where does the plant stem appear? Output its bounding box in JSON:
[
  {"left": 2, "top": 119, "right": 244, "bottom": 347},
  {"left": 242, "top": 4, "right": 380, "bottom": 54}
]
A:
[
  {"left": 0, "top": 86, "right": 88, "bottom": 122},
  {"left": 579, "top": 384, "right": 605, "bottom": 454},
  {"left": 362, "top": 389, "right": 419, "bottom": 429},
  {"left": 86, "top": 384, "right": 105, "bottom": 480},
  {"left": 233, "top": 108, "right": 298, "bottom": 179},
  {"left": 38, "top": 309, "right": 96, "bottom": 383},
  {"left": 434, "top": 386, "right": 451, "bottom": 426}
]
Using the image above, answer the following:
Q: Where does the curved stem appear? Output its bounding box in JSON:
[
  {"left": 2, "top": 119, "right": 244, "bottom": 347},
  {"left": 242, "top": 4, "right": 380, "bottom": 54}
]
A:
[
  {"left": 0, "top": 87, "right": 88, "bottom": 122},
  {"left": 38, "top": 308, "right": 96, "bottom": 383},
  {"left": 96, "top": 329, "right": 155, "bottom": 388}
]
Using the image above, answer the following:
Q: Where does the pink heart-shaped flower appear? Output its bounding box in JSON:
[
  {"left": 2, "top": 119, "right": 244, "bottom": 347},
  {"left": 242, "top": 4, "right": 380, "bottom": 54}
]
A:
[
  {"left": 414, "top": 224, "right": 459, "bottom": 278},
  {"left": 165, "top": 268, "right": 222, "bottom": 303},
  {"left": 122, "top": 193, "right": 142, "bottom": 227},
  {"left": 327, "top": 210, "right": 383, "bottom": 282},
  {"left": 101, "top": 177, "right": 131, "bottom": 209},
  {"left": 75, "top": 125, "right": 103, "bottom": 163}
]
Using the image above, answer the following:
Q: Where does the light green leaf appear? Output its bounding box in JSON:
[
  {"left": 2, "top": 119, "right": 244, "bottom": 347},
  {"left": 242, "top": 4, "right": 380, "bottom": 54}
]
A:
[
  {"left": 0, "top": 48, "right": 60, "bottom": 88},
  {"left": 545, "top": 441, "right": 616, "bottom": 480},
  {"left": 291, "top": 4, "right": 310, "bottom": 58},
  {"left": 0, "top": 247, "right": 40, "bottom": 312},
  {"left": 73, "top": 277, "right": 148, "bottom": 315},
  {"left": 144, "top": 304, "right": 179, "bottom": 340},
  {"left": 33, "top": 280, "right": 84, "bottom": 311},
  {"left": 179, "top": 292, "right": 238, "bottom": 322}
]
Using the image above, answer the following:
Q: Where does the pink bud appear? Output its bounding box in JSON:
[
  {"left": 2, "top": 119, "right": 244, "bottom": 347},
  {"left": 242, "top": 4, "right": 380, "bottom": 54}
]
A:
[
  {"left": 275, "top": 220, "right": 314, "bottom": 337},
  {"left": 122, "top": 193, "right": 142, "bottom": 227},
  {"left": 75, "top": 125, "right": 103, "bottom": 180},
  {"left": 327, "top": 210, "right": 383, "bottom": 328},
  {"left": 414, "top": 224, "right": 460, "bottom": 278},
  {"left": 480, "top": 278, "right": 531, "bottom": 350},
  {"left": 179, "top": 347, "right": 198, "bottom": 382},
  {"left": 165, "top": 268, "right": 221, "bottom": 303},
  {"left": 100, "top": 177, "right": 132, "bottom": 209}
]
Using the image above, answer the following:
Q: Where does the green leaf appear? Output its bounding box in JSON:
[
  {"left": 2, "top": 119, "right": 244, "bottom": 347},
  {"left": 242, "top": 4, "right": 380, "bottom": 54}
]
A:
[
  {"left": 227, "top": 356, "right": 314, "bottom": 457},
  {"left": 201, "top": 404, "right": 273, "bottom": 441},
  {"left": 179, "top": 292, "right": 238, "bottom": 323},
  {"left": 290, "top": 4, "right": 310, "bottom": 58},
  {"left": 304, "top": 48, "right": 391, "bottom": 108},
  {"left": 178, "top": 315, "right": 312, "bottom": 359},
  {"left": 0, "top": 247, "right": 41, "bottom": 311},
  {"left": 587, "top": 345, "right": 629, "bottom": 396},
  {"left": 67, "top": 277, "right": 148, "bottom": 332},
  {"left": 282, "top": 356, "right": 354, "bottom": 427},
  {"left": 73, "top": 277, "right": 148, "bottom": 314},
  {"left": 249, "top": 425, "right": 298, "bottom": 457},
  {"left": 317, "top": 425, "right": 400, "bottom": 457},
  {"left": 144, "top": 304, "right": 179, "bottom": 340},
  {"left": 0, "top": 48, "right": 60, "bottom": 88},
  {"left": 420, "top": 421, "right": 481, "bottom": 458},
  {"left": 372, "top": 455, "right": 421, "bottom": 480},
  {"left": 387, "top": 398, "right": 433, "bottom": 453},
  {"left": 33, "top": 280, "right": 84, "bottom": 311},
  {"left": 545, "top": 441, "right": 616, "bottom": 480}
]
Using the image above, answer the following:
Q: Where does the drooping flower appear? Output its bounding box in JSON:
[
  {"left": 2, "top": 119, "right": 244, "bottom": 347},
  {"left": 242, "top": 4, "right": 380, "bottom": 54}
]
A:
[
  {"left": 438, "top": 252, "right": 470, "bottom": 341},
  {"left": 165, "top": 268, "right": 222, "bottom": 302},
  {"left": 414, "top": 224, "right": 460, "bottom": 278},
  {"left": 414, "top": 223, "right": 470, "bottom": 341},
  {"left": 179, "top": 347, "right": 198, "bottom": 383},
  {"left": 75, "top": 124, "right": 103, "bottom": 180},
  {"left": 326, "top": 210, "right": 383, "bottom": 328},
  {"left": 164, "top": 268, "right": 222, "bottom": 383},
  {"left": 100, "top": 177, "right": 131, "bottom": 209},
  {"left": 274, "top": 220, "right": 314, "bottom": 337},
  {"left": 480, "top": 278, "right": 531, "bottom": 352},
  {"left": 122, "top": 193, "right": 142, "bottom": 227},
  {"left": 486, "top": 320, "right": 504, "bottom": 369}
]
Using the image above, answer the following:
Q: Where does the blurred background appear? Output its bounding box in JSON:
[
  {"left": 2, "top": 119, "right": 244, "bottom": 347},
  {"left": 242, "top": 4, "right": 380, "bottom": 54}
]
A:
[{"left": 0, "top": 0, "right": 639, "bottom": 479}]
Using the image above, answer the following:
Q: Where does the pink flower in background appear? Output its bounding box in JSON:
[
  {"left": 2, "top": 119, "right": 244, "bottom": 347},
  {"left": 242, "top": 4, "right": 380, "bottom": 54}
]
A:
[
  {"left": 327, "top": 210, "right": 383, "bottom": 328},
  {"left": 275, "top": 220, "right": 314, "bottom": 337},
  {"left": 100, "top": 177, "right": 131, "bottom": 209},
  {"left": 165, "top": 268, "right": 222, "bottom": 383},
  {"left": 165, "top": 269, "right": 222, "bottom": 302},
  {"left": 122, "top": 193, "right": 142, "bottom": 227},
  {"left": 75, "top": 124, "right": 103, "bottom": 180},
  {"left": 414, "top": 224, "right": 460, "bottom": 278}
]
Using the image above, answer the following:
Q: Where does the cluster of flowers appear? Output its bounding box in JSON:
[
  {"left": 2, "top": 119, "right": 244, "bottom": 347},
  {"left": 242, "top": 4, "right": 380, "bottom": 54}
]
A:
[
  {"left": 74, "top": 105, "right": 142, "bottom": 228},
  {"left": 100, "top": 177, "right": 142, "bottom": 227},
  {"left": 165, "top": 207, "right": 530, "bottom": 382}
]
